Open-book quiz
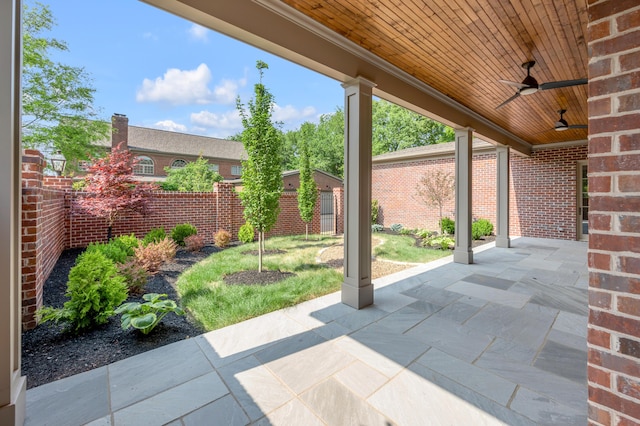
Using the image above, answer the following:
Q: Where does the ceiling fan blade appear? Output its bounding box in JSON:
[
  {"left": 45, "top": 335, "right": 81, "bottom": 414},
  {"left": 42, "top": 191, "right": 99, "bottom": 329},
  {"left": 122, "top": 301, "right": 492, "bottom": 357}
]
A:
[
  {"left": 498, "top": 79, "right": 528, "bottom": 89},
  {"left": 496, "top": 92, "right": 520, "bottom": 109},
  {"left": 568, "top": 124, "right": 588, "bottom": 129},
  {"left": 539, "top": 78, "right": 588, "bottom": 90}
]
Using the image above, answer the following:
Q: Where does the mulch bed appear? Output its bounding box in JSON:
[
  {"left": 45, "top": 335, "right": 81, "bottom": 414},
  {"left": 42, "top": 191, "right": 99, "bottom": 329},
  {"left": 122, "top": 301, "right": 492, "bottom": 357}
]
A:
[
  {"left": 21, "top": 246, "right": 219, "bottom": 389},
  {"left": 224, "top": 270, "right": 296, "bottom": 286}
]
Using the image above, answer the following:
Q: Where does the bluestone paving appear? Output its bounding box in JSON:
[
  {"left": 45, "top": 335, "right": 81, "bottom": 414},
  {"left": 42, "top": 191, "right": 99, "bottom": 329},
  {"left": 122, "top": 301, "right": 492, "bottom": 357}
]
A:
[{"left": 25, "top": 237, "right": 589, "bottom": 425}]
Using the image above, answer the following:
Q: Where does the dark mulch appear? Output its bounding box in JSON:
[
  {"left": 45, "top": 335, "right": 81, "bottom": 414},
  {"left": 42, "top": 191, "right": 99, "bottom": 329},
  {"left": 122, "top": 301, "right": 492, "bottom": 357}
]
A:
[
  {"left": 21, "top": 246, "right": 219, "bottom": 389},
  {"left": 224, "top": 270, "right": 295, "bottom": 286}
]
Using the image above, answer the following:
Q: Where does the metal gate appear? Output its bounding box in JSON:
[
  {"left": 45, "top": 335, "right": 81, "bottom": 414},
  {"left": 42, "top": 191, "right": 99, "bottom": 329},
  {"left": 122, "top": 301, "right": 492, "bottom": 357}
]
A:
[{"left": 320, "top": 191, "right": 335, "bottom": 234}]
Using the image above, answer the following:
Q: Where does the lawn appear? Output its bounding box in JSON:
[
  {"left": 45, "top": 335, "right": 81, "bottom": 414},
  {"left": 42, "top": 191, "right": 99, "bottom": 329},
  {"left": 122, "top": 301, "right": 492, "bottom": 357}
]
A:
[{"left": 176, "top": 233, "right": 453, "bottom": 331}]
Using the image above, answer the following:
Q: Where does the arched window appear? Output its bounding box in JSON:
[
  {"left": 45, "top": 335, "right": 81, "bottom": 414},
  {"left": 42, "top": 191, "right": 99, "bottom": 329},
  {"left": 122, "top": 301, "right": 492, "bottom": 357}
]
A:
[
  {"left": 171, "top": 159, "right": 187, "bottom": 169},
  {"left": 133, "top": 156, "right": 154, "bottom": 175}
]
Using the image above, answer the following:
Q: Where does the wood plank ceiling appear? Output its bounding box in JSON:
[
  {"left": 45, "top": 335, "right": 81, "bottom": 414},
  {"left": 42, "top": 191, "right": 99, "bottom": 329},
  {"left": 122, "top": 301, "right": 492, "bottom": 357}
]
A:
[{"left": 281, "top": 0, "right": 589, "bottom": 146}]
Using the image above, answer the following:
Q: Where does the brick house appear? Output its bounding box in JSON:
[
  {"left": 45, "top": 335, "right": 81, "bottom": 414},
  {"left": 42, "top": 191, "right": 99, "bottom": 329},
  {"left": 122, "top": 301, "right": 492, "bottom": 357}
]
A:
[
  {"left": 230, "top": 169, "right": 343, "bottom": 192},
  {"left": 372, "top": 139, "right": 589, "bottom": 241},
  {"left": 93, "top": 114, "right": 246, "bottom": 181}
]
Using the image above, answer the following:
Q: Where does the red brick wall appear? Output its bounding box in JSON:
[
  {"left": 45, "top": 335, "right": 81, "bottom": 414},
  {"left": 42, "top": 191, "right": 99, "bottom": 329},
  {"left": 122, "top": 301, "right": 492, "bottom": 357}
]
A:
[
  {"left": 372, "top": 145, "right": 587, "bottom": 239},
  {"left": 587, "top": 1, "right": 640, "bottom": 424}
]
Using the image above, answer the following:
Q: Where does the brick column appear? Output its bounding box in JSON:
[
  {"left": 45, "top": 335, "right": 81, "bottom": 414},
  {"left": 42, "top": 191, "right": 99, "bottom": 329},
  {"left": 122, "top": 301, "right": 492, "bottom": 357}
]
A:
[
  {"left": 214, "top": 182, "right": 236, "bottom": 239},
  {"left": 21, "top": 150, "right": 44, "bottom": 330},
  {"left": 587, "top": 2, "right": 640, "bottom": 425},
  {"left": 334, "top": 187, "right": 344, "bottom": 235}
]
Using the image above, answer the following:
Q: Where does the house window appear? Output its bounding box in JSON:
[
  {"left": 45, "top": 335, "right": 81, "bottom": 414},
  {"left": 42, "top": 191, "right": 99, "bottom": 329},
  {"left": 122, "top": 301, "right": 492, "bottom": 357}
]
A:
[
  {"left": 133, "top": 156, "right": 154, "bottom": 175},
  {"left": 208, "top": 164, "right": 219, "bottom": 173},
  {"left": 171, "top": 159, "right": 187, "bottom": 169},
  {"left": 78, "top": 160, "right": 91, "bottom": 171},
  {"left": 231, "top": 165, "right": 242, "bottom": 175}
]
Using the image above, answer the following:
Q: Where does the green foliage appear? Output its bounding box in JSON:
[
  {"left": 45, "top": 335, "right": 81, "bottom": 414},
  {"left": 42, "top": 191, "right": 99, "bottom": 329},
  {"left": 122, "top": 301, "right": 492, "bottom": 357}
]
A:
[
  {"left": 72, "top": 179, "right": 87, "bottom": 191},
  {"left": 414, "top": 228, "right": 435, "bottom": 239},
  {"left": 115, "top": 293, "right": 184, "bottom": 335},
  {"left": 373, "top": 233, "right": 452, "bottom": 263},
  {"left": 22, "top": 2, "right": 109, "bottom": 172},
  {"left": 423, "top": 235, "right": 455, "bottom": 250},
  {"left": 440, "top": 217, "right": 455, "bottom": 235},
  {"left": 143, "top": 227, "right": 166, "bottom": 246},
  {"left": 111, "top": 234, "right": 139, "bottom": 257},
  {"left": 390, "top": 223, "right": 403, "bottom": 233},
  {"left": 415, "top": 170, "right": 455, "bottom": 233},
  {"left": 236, "top": 61, "right": 283, "bottom": 272},
  {"left": 371, "top": 199, "right": 380, "bottom": 225},
  {"left": 472, "top": 219, "right": 494, "bottom": 240},
  {"left": 171, "top": 223, "right": 197, "bottom": 246},
  {"left": 85, "top": 241, "right": 129, "bottom": 264},
  {"left": 214, "top": 229, "right": 232, "bottom": 248},
  {"left": 297, "top": 137, "right": 317, "bottom": 239},
  {"left": 134, "top": 237, "right": 177, "bottom": 273},
  {"left": 238, "top": 222, "right": 255, "bottom": 244},
  {"left": 37, "top": 251, "right": 128, "bottom": 331},
  {"left": 117, "top": 260, "right": 149, "bottom": 295},
  {"left": 162, "top": 156, "right": 223, "bottom": 192},
  {"left": 372, "top": 224, "right": 384, "bottom": 232},
  {"left": 399, "top": 227, "right": 415, "bottom": 236}
]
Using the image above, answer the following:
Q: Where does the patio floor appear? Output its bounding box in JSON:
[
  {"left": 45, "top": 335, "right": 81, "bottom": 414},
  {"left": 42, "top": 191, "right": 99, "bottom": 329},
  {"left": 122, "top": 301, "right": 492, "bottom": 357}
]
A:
[{"left": 25, "top": 237, "right": 589, "bottom": 425}]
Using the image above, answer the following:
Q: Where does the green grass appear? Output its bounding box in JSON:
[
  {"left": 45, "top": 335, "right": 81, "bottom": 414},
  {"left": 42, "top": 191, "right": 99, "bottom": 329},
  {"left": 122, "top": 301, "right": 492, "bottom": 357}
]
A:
[
  {"left": 373, "top": 233, "right": 452, "bottom": 263},
  {"left": 176, "top": 235, "right": 343, "bottom": 331}
]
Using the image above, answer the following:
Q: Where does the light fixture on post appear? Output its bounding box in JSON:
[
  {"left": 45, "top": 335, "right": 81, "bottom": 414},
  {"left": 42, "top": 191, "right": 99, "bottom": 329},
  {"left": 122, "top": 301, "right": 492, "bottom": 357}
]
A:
[{"left": 50, "top": 150, "right": 66, "bottom": 176}]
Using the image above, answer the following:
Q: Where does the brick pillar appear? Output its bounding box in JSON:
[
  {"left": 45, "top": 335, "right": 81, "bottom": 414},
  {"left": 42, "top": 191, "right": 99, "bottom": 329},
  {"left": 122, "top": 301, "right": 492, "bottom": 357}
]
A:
[
  {"left": 334, "top": 187, "right": 344, "bottom": 235},
  {"left": 214, "top": 182, "right": 236, "bottom": 239},
  {"left": 587, "top": 2, "right": 640, "bottom": 425},
  {"left": 112, "top": 113, "right": 128, "bottom": 151},
  {"left": 21, "top": 150, "right": 44, "bottom": 330}
]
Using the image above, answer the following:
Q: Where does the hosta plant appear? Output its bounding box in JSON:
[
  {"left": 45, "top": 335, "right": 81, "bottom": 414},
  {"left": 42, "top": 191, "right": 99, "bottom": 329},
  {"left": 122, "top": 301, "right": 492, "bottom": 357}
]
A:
[{"left": 115, "top": 293, "right": 184, "bottom": 335}]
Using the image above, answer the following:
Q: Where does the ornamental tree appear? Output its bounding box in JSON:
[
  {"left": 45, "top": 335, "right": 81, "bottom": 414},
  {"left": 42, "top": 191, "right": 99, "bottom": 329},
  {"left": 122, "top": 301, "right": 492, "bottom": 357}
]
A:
[
  {"left": 162, "top": 155, "right": 222, "bottom": 192},
  {"left": 236, "top": 60, "right": 283, "bottom": 272},
  {"left": 414, "top": 170, "right": 454, "bottom": 234},
  {"left": 78, "top": 142, "right": 156, "bottom": 241},
  {"left": 297, "top": 136, "right": 317, "bottom": 240}
]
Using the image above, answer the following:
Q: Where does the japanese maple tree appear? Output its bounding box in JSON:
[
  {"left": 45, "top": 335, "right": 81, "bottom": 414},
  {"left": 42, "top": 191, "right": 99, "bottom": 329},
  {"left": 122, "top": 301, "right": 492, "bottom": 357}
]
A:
[{"left": 78, "top": 142, "right": 156, "bottom": 241}]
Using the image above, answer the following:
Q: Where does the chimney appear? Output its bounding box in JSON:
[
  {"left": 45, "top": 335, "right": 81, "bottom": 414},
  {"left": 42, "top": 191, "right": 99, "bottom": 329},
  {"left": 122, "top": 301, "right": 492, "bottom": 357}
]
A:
[{"left": 111, "top": 113, "right": 128, "bottom": 151}]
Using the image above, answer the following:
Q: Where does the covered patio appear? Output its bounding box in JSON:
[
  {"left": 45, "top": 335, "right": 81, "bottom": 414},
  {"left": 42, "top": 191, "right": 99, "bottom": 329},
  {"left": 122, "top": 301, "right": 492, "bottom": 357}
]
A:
[{"left": 25, "top": 238, "right": 588, "bottom": 425}]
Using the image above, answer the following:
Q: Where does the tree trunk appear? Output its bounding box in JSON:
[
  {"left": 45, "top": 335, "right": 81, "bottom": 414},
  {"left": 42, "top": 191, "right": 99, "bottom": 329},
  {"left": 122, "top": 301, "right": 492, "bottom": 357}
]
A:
[
  {"left": 106, "top": 225, "right": 113, "bottom": 242},
  {"left": 258, "top": 231, "right": 263, "bottom": 273},
  {"left": 305, "top": 223, "right": 309, "bottom": 240}
]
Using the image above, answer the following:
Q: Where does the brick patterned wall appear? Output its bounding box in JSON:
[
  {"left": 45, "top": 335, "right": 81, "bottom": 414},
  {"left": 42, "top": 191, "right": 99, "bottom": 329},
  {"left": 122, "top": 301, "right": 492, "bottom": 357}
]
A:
[
  {"left": 587, "top": 1, "right": 640, "bottom": 424},
  {"left": 372, "top": 145, "right": 587, "bottom": 239}
]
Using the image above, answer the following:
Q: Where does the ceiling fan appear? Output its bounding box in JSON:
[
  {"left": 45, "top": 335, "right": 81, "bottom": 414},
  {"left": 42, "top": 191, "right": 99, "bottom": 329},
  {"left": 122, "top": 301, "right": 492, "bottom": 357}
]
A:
[
  {"left": 554, "top": 109, "right": 587, "bottom": 131},
  {"left": 496, "top": 61, "right": 587, "bottom": 109}
]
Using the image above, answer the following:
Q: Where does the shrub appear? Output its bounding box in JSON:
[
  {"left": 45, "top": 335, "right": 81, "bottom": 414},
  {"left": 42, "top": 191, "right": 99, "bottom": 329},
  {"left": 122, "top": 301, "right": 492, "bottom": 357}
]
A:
[
  {"left": 37, "top": 251, "right": 128, "bottom": 331},
  {"left": 171, "top": 223, "right": 197, "bottom": 246},
  {"left": 440, "top": 217, "right": 455, "bottom": 235},
  {"left": 390, "top": 223, "right": 403, "bottom": 233},
  {"left": 111, "top": 234, "right": 140, "bottom": 257},
  {"left": 238, "top": 222, "right": 255, "bottom": 244},
  {"left": 118, "top": 260, "right": 149, "bottom": 295},
  {"left": 472, "top": 218, "right": 494, "bottom": 240},
  {"left": 372, "top": 224, "right": 384, "bottom": 232},
  {"left": 85, "top": 241, "right": 129, "bottom": 264},
  {"left": 142, "top": 227, "right": 166, "bottom": 246},
  {"left": 159, "top": 181, "right": 179, "bottom": 191},
  {"left": 371, "top": 199, "right": 379, "bottom": 224},
  {"left": 400, "top": 227, "right": 414, "bottom": 236},
  {"left": 414, "top": 228, "right": 434, "bottom": 239},
  {"left": 115, "top": 293, "right": 185, "bottom": 335},
  {"left": 71, "top": 179, "right": 87, "bottom": 191},
  {"left": 214, "top": 229, "right": 232, "bottom": 248},
  {"left": 184, "top": 234, "right": 205, "bottom": 252},
  {"left": 135, "top": 237, "right": 177, "bottom": 273},
  {"left": 423, "top": 235, "right": 455, "bottom": 250}
]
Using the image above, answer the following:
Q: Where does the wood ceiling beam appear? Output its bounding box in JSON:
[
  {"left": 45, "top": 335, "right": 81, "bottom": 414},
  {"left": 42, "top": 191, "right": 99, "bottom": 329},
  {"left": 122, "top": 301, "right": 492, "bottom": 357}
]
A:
[{"left": 142, "top": 0, "right": 532, "bottom": 155}]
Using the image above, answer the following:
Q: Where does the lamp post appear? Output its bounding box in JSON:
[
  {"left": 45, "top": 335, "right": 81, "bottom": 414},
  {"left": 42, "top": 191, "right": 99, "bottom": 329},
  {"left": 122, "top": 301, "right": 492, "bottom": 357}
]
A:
[{"left": 50, "top": 150, "right": 66, "bottom": 176}]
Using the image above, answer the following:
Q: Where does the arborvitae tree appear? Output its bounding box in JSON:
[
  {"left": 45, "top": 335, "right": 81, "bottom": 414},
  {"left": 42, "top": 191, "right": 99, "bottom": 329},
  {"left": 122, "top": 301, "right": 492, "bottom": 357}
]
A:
[
  {"left": 297, "top": 137, "right": 317, "bottom": 240},
  {"left": 236, "top": 61, "right": 283, "bottom": 272}
]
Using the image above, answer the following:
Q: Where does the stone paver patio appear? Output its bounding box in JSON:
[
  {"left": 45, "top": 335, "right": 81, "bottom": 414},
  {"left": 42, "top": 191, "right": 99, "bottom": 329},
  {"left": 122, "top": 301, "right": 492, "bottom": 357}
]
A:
[{"left": 25, "top": 237, "right": 588, "bottom": 425}]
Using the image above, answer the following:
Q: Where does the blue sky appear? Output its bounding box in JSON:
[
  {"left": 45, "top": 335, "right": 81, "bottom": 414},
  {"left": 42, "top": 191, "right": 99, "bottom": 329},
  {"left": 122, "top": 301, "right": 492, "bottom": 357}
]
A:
[{"left": 42, "top": 0, "right": 344, "bottom": 138}]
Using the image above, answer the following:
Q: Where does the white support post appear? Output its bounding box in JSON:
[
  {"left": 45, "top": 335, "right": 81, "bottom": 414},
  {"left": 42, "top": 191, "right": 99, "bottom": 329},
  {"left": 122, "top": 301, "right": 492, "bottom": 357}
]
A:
[
  {"left": 0, "top": 0, "right": 26, "bottom": 425},
  {"left": 496, "top": 145, "right": 511, "bottom": 248},
  {"left": 341, "top": 77, "right": 375, "bottom": 309},
  {"left": 453, "top": 128, "right": 473, "bottom": 264}
]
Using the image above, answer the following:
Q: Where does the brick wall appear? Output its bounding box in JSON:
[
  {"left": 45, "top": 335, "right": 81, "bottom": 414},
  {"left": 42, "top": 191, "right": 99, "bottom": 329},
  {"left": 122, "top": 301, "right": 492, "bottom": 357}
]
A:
[
  {"left": 372, "top": 145, "right": 587, "bottom": 240},
  {"left": 587, "top": 1, "right": 640, "bottom": 424}
]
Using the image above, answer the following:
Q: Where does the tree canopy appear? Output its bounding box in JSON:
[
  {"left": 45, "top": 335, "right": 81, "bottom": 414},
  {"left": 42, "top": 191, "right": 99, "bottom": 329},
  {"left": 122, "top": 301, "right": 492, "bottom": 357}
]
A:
[
  {"left": 22, "top": 1, "right": 109, "bottom": 173},
  {"left": 161, "top": 156, "right": 223, "bottom": 192},
  {"left": 297, "top": 136, "right": 317, "bottom": 240},
  {"left": 236, "top": 61, "right": 283, "bottom": 271}
]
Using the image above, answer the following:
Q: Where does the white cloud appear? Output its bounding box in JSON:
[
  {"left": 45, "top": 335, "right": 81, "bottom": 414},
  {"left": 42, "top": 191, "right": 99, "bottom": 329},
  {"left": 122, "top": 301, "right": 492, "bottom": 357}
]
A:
[
  {"left": 136, "top": 64, "right": 213, "bottom": 105},
  {"left": 190, "top": 110, "right": 242, "bottom": 131},
  {"left": 143, "top": 32, "right": 158, "bottom": 41},
  {"left": 136, "top": 64, "right": 245, "bottom": 106},
  {"left": 187, "top": 24, "right": 209, "bottom": 42},
  {"left": 154, "top": 120, "right": 187, "bottom": 133},
  {"left": 272, "top": 104, "right": 317, "bottom": 123}
]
